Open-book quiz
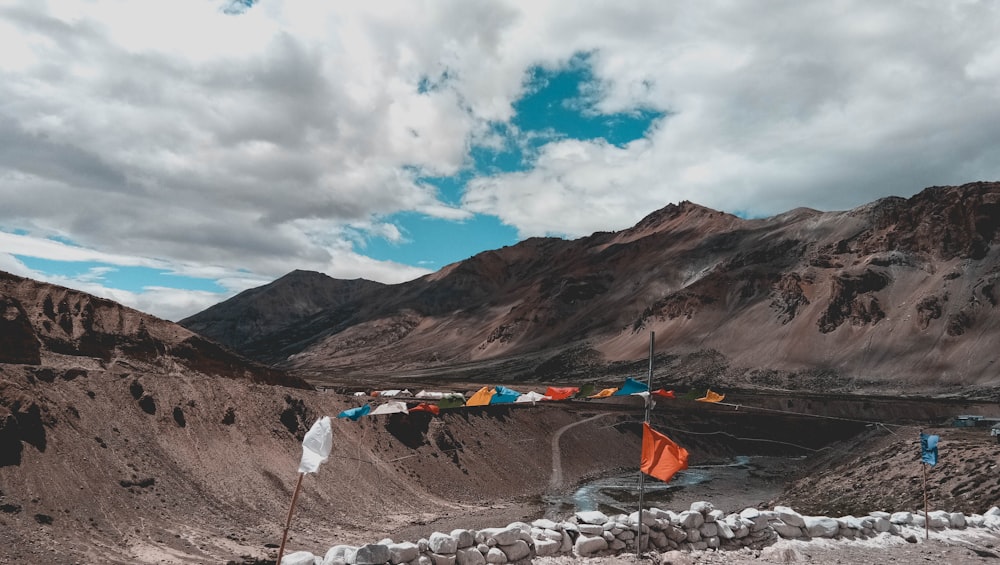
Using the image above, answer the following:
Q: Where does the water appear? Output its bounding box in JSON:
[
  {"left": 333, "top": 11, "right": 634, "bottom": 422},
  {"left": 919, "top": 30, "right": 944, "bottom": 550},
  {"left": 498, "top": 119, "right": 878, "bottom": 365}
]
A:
[{"left": 544, "top": 456, "right": 794, "bottom": 517}]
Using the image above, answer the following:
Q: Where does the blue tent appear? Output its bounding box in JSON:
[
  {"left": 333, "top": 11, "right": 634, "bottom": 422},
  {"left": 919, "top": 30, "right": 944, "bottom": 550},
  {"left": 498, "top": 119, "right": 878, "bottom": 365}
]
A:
[
  {"left": 490, "top": 386, "right": 522, "bottom": 404},
  {"left": 337, "top": 404, "right": 371, "bottom": 421},
  {"left": 612, "top": 377, "right": 648, "bottom": 396}
]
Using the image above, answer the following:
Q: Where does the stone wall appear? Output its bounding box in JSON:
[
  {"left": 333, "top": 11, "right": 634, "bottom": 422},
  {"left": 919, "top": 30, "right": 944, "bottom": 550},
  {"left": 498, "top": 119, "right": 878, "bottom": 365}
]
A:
[{"left": 280, "top": 503, "right": 1000, "bottom": 565}]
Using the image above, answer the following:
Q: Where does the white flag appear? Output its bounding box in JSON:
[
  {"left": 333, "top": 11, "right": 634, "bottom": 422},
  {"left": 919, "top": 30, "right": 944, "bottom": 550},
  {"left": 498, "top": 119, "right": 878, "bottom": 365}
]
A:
[{"left": 298, "top": 417, "right": 333, "bottom": 474}]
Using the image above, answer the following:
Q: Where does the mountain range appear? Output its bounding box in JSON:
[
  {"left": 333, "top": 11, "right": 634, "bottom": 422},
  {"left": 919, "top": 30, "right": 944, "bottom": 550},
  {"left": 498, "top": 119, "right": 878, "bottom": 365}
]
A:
[{"left": 181, "top": 182, "right": 1000, "bottom": 397}]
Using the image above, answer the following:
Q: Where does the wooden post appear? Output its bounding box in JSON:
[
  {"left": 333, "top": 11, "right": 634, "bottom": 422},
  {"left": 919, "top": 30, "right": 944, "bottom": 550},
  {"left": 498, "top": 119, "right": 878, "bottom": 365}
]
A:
[{"left": 277, "top": 472, "right": 305, "bottom": 565}]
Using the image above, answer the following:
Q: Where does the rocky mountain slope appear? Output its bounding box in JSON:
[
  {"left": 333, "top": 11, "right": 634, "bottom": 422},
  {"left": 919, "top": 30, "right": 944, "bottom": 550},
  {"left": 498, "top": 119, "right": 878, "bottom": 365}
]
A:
[{"left": 182, "top": 182, "right": 1000, "bottom": 396}]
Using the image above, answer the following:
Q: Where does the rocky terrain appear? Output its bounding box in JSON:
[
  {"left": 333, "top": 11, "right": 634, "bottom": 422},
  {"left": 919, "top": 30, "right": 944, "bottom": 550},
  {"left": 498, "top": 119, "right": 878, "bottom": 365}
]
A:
[{"left": 182, "top": 183, "right": 1000, "bottom": 398}]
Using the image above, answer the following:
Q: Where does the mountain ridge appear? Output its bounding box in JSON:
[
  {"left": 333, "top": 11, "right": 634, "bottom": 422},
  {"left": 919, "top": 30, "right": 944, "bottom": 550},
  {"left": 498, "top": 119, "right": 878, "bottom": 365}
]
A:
[{"left": 182, "top": 182, "right": 1000, "bottom": 396}]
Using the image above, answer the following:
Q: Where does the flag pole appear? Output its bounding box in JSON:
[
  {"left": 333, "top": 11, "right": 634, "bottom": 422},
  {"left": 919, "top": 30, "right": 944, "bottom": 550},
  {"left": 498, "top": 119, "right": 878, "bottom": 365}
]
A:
[
  {"left": 277, "top": 471, "right": 305, "bottom": 565},
  {"left": 921, "top": 430, "right": 929, "bottom": 541},
  {"left": 636, "top": 331, "right": 654, "bottom": 558}
]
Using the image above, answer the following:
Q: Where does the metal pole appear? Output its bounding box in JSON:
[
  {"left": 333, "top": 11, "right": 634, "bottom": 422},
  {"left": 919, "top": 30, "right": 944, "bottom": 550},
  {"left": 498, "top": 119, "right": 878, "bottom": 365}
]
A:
[
  {"left": 922, "top": 461, "right": 929, "bottom": 541},
  {"left": 636, "top": 331, "right": 654, "bottom": 558}
]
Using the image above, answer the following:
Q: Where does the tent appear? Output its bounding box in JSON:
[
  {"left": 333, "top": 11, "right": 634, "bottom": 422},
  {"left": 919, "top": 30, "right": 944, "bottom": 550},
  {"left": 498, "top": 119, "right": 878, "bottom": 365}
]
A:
[
  {"left": 544, "top": 386, "right": 579, "bottom": 401},
  {"left": 613, "top": 377, "right": 648, "bottom": 396},
  {"left": 466, "top": 386, "right": 495, "bottom": 406},
  {"left": 490, "top": 385, "right": 522, "bottom": 404},
  {"left": 369, "top": 401, "right": 409, "bottom": 416}
]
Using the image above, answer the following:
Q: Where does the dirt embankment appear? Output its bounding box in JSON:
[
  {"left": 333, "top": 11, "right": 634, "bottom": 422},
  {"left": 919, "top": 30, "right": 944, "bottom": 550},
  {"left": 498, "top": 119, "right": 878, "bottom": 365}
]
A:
[{"left": 0, "top": 363, "right": 640, "bottom": 564}]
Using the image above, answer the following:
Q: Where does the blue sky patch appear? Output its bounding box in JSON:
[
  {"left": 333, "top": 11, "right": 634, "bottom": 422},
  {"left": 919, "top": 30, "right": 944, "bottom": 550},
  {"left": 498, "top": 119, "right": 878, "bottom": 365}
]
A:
[
  {"left": 360, "top": 213, "right": 518, "bottom": 270},
  {"left": 16, "top": 256, "right": 225, "bottom": 293}
]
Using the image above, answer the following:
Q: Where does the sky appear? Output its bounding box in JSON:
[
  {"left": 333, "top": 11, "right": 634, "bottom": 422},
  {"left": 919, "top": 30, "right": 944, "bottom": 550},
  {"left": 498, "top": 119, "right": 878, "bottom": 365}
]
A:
[{"left": 2, "top": 1, "right": 999, "bottom": 321}]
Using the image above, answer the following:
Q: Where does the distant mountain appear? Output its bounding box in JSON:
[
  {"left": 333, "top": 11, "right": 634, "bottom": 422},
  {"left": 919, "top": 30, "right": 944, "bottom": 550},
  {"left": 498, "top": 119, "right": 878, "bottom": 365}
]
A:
[
  {"left": 181, "top": 182, "right": 1000, "bottom": 395},
  {"left": 0, "top": 271, "right": 309, "bottom": 388}
]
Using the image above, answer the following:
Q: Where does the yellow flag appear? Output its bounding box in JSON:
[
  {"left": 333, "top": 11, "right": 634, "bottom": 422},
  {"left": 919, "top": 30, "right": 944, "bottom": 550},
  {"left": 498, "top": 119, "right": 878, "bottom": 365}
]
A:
[{"left": 696, "top": 389, "right": 725, "bottom": 403}]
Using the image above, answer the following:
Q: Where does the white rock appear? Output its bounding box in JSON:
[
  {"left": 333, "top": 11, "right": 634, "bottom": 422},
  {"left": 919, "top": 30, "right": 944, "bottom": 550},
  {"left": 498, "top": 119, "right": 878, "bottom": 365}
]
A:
[
  {"left": 839, "top": 516, "right": 865, "bottom": 530},
  {"left": 871, "top": 517, "right": 891, "bottom": 533},
  {"left": 715, "top": 520, "right": 735, "bottom": 540},
  {"left": 537, "top": 528, "right": 562, "bottom": 542},
  {"left": 389, "top": 543, "right": 419, "bottom": 564},
  {"left": 499, "top": 540, "right": 530, "bottom": 562},
  {"left": 890, "top": 512, "right": 912, "bottom": 525},
  {"left": 690, "top": 501, "right": 714, "bottom": 514},
  {"left": 759, "top": 545, "right": 808, "bottom": 563},
  {"left": 967, "top": 515, "right": 986, "bottom": 528},
  {"left": 531, "top": 519, "right": 558, "bottom": 531},
  {"left": 576, "top": 510, "right": 609, "bottom": 525},
  {"left": 772, "top": 521, "right": 803, "bottom": 538},
  {"left": 949, "top": 512, "right": 967, "bottom": 529},
  {"left": 417, "top": 556, "right": 432, "bottom": 565},
  {"left": 678, "top": 511, "right": 704, "bottom": 529},
  {"left": 738, "top": 508, "right": 761, "bottom": 521},
  {"left": 707, "top": 509, "right": 725, "bottom": 523},
  {"left": 803, "top": 516, "right": 839, "bottom": 538},
  {"left": 665, "top": 525, "right": 687, "bottom": 543},
  {"left": 574, "top": 535, "right": 608, "bottom": 557},
  {"left": 618, "top": 529, "right": 635, "bottom": 541},
  {"left": 451, "top": 530, "right": 476, "bottom": 549},
  {"left": 628, "top": 510, "right": 656, "bottom": 525},
  {"left": 684, "top": 527, "right": 701, "bottom": 542},
  {"left": 578, "top": 524, "right": 603, "bottom": 536},
  {"left": 282, "top": 551, "right": 316, "bottom": 565},
  {"left": 479, "top": 528, "right": 519, "bottom": 547},
  {"left": 429, "top": 533, "right": 458, "bottom": 555},
  {"left": 699, "top": 523, "right": 718, "bottom": 538},
  {"left": 869, "top": 511, "right": 891, "bottom": 519},
  {"left": 455, "top": 548, "right": 484, "bottom": 565},
  {"left": 601, "top": 531, "right": 615, "bottom": 542},
  {"left": 985, "top": 507, "right": 1000, "bottom": 518},
  {"left": 430, "top": 553, "right": 455, "bottom": 565},
  {"left": 705, "top": 535, "right": 720, "bottom": 549},
  {"left": 477, "top": 544, "right": 489, "bottom": 554},
  {"left": 534, "top": 538, "right": 560, "bottom": 556},
  {"left": 325, "top": 546, "right": 355, "bottom": 565},
  {"left": 484, "top": 548, "right": 506, "bottom": 564},
  {"left": 774, "top": 506, "right": 805, "bottom": 527}
]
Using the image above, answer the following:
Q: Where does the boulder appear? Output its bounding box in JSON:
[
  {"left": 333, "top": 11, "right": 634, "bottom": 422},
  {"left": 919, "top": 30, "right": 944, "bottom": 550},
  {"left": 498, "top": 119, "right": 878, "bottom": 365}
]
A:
[
  {"left": 803, "top": 516, "right": 839, "bottom": 538},
  {"left": 484, "top": 548, "right": 506, "bottom": 564},
  {"left": 534, "top": 538, "right": 560, "bottom": 557},
  {"left": 684, "top": 528, "right": 701, "bottom": 542},
  {"left": 967, "top": 515, "right": 986, "bottom": 528},
  {"left": 690, "top": 501, "right": 714, "bottom": 515},
  {"left": 774, "top": 506, "right": 805, "bottom": 528},
  {"left": 479, "top": 528, "right": 519, "bottom": 547},
  {"left": 678, "top": 511, "right": 704, "bottom": 529},
  {"left": 429, "top": 533, "right": 458, "bottom": 555},
  {"left": 451, "top": 530, "right": 476, "bottom": 549},
  {"left": 430, "top": 553, "right": 455, "bottom": 565},
  {"left": 578, "top": 524, "right": 603, "bottom": 536},
  {"left": 531, "top": 519, "right": 558, "bottom": 531},
  {"left": 576, "top": 510, "right": 609, "bottom": 525},
  {"left": 772, "top": 521, "right": 803, "bottom": 538},
  {"left": 871, "top": 517, "right": 891, "bottom": 533},
  {"left": 760, "top": 545, "right": 808, "bottom": 563},
  {"left": 537, "top": 528, "right": 562, "bottom": 542},
  {"left": 705, "top": 536, "right": 720, "bottom": 549},
  {"left": 949, "top": 512, "right": 967, "bottom": 529},
  {"left": 325, "top": 546, "right": 355, "bottom": 565},
  {"left": 707, "top": 509, "right": 725, "bottom": 524},
  {"left": 890, "top": 512, "right": 912, "bottom": 525},
  {"left": 282, "top": 552, "right": 316, "bottom": 565},
  {"left": 499, "top": 540, "right": 530, "bottom": 562},
  {"left": 455, "top": 548, "right": 484, "bottom": 565},
  {"left": 574, "top": 535, "right": 608, "bottom": 557},
  {"left": 628, "top": 509, "right": 656, "bottom": 525},
  {"left": 389, "top": 543, "right": 419, "bottom": 564},
  {"left": 715, "top": 520, "right": 735, "bottom": 540}
]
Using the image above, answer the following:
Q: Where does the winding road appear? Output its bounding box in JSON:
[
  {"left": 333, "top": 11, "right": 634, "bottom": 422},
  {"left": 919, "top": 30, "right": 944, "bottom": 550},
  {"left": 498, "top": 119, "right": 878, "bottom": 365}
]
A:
[{"left": 548, "top": 412, "right": 614, "bottom": 491}]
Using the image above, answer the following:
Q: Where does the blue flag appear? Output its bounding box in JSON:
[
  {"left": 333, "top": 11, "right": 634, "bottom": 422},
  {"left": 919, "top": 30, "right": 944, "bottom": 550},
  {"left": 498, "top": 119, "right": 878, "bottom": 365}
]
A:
[
  {"left": 920, "top": 433, "right": 939, "bottom": 466},
  {"left": 337, "top": 404, "right": 371, "bottom": 421}
]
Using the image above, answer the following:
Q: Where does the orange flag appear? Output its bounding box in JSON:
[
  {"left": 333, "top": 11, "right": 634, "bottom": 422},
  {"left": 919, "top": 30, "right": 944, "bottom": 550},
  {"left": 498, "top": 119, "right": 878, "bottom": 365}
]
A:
[
  {"left": 640, "top": 422, "right": 689, "bottom": 483},
  {"left": 696, "top": 389, "right": 725, "bottom": 403},
  {"left": 589, "top": 387, "right": 618, "bottom": 398}
]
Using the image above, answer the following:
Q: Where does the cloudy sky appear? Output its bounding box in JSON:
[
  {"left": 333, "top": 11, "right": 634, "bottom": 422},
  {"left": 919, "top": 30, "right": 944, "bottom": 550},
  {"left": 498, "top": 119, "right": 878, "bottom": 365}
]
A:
[{"left": 2, "top": 0, "right": 999, "bottom": 321}]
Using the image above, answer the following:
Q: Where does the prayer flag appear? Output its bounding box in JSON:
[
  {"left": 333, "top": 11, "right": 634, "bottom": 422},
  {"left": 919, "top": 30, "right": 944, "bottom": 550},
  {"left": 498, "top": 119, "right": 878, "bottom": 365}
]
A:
[
  {"left": 298, "top": 417, "right": 333, "bottom": 474},
  {"left": 640, "top": 422, "right": 689, "bottom": 483},
  {"left": 589, "top": 387, "right": 618, "bottom": 398},
  {"left": 337, "top": 404, "right": 371, "bottom": 421},
  {"left": 920, "top": 433, "right": 939, "bottom": 466},
  {"left": 545, "top": 386, "right": 579, "bottom": 400},
  {"left": 653, "top": 388, "right": 676, "bottom": 399},
  {"left": 466, "top": 386, "right": 495, "bottom": 406},
  {"left": 614, "top": 377, "right": 649, "bottom": 396},
  {"left": 696, "top": 389, "right": 725, "bottom": 403},
  {"left": 409, "top": 403, "right": 441, "bottom": 415}
]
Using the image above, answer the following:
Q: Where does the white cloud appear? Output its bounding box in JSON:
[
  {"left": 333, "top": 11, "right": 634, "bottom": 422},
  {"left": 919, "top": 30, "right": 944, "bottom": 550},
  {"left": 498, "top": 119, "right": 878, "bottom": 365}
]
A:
[{"left": 1, "top": 0, "right": 999, "bottom": 318}]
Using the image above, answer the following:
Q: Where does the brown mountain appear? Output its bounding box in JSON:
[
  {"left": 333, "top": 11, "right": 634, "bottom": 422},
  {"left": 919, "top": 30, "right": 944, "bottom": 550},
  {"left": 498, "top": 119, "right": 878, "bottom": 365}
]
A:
[
  {"left": 0, "top": 270, "right": 308, "bottom": 389},
  {"left": 182, "top": 182, "right": 1000, "bottom": 396}
]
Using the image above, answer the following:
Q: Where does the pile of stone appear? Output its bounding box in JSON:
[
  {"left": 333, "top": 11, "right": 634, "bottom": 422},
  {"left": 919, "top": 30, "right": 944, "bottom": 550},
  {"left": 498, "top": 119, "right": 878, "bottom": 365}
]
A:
[{"left": 280, "top": 504, "right": 1000, "bottom": 565}]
